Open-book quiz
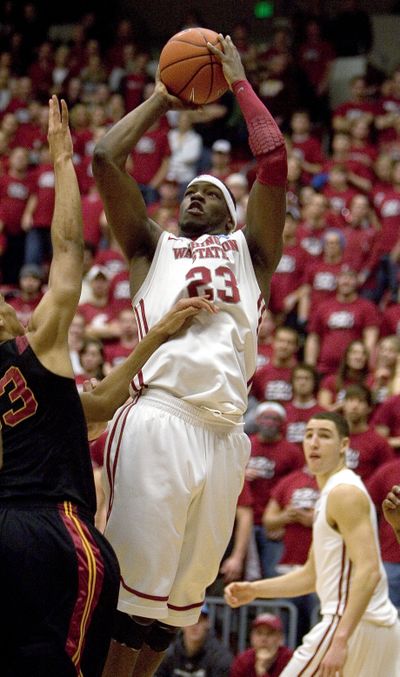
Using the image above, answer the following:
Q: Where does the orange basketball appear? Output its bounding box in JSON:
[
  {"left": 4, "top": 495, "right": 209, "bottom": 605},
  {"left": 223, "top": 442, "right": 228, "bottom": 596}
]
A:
[{"left": 159, "top": 28, "right": 228, "bottom": 105}]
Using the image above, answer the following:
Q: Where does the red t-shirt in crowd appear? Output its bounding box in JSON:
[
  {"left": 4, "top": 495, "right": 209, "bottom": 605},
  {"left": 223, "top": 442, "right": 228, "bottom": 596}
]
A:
[
  {"left": 256, "top": 343, "right": 274, "bottom": 371},
  {"left": 296, "top": 222, "right": 329, "bottom": 258},
  {"left": 308, "top": 296, "right": 380, "bottom": 375},
  {"left": 75, "top": 155, "right": 95, "bottom": 195},
  {"left": 94, "top": 248, "right": 127, "bottom": 278},
  {"left": 284, "top": 400, "right": 326, "bottom": 447},
  {"left": 323, "top": 185, "right": 358, "bottom": 214},
  {"left": 8, "top": 293, "right": 43, "bottom": 327},
  {"left": 367, "top": 459, "right": 400, "bottom": 563},
  {"left": 380, "top": 304, "right": 400, "bottom": 337},
  {"left": 333, "top": 100, "right": 378, "bottom": 122},
  {"left": 230, "top": 645, "right": 293, "bottom": 677},
  {"left": 252, "top": 363, "right": 294, "bottom": 403},
  {"left": 30, "top": 163, "right": 55, "bottom": 227},
  {"left": 89, "top": 429, "right": 109, "bottom": 468},
  {"left": 104, "top": 341, "right": 135, "bottom": 369},
  {"left": 0, "top": 173, "right": 34, "bottom": 235},
  {"left": 372, "top": 394, "right": 400, "bottom": 438},
  {"left": 341, "top": 224, "right": 380, "bottom": 275},
  {"left": 109, "top": 270, "right": 131, "bottom": 312},
  {"left": 374, "top": 187, "right": 400, "bottom": 254},
  {"left": 130, "top": 125, "right": 171, "bottom": 185},
  {"left": 247, "top": 435, "right": 303, "bottom": 525},
  {"left": 82, "top": 191, "right": 104, "bottom": 247},
  {"left": 346, "top": 428, "right": 394, "bottom": 482},
  {"left": 304, "top": 259, "right": 343, "bottom": 307},
  {"left": 269, "top": 244, "right": 309, "bottom": 314},
  {"left": 376, "top": 96, "right": 400, "bottom": 144},
  {"left": 271, "top": 468, "right": 319, "bottom": 566}
]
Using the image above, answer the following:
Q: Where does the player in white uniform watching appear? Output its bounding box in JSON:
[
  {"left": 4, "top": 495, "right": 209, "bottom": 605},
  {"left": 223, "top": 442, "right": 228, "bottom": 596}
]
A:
[
  {"left": 225, "top": 412, "right": 400, "bottom": 676},
  {"left": 93, "top": 35, "right": 287, "bottom": 677}
]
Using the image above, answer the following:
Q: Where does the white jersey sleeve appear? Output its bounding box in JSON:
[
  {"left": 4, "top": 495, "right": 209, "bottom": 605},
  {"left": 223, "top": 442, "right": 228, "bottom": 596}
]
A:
[{"left": 131, "top": 230, "right": 265, "bottom": 419}]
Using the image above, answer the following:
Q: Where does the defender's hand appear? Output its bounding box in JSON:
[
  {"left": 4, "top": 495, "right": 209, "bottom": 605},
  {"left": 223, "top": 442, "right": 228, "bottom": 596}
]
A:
[
  {"left": 47, "top": 95, "right": 73, "bottom": 163},
  {"left": 154, "top": 296, "right": 218, "bottom": 340}
]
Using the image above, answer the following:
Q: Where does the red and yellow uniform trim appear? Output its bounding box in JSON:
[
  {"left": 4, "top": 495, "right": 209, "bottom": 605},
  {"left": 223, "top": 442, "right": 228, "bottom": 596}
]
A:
[{"left": 59, "top": 501, "right": 104, "bottom": 676}]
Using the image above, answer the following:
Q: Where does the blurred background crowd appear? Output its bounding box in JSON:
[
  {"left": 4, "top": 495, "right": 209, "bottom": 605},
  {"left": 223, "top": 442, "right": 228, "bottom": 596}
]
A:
[{"left": 1, "top": 0, "right": 400, "bottom": 669}]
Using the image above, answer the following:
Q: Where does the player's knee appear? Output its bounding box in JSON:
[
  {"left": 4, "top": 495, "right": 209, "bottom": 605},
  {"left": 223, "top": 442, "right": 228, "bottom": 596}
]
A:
[
  {"left": 145, "top": 621, "right": 179, "bottom": 652},
  {"left": 112, "top": 610, "right": 154, "bottom": 651}
]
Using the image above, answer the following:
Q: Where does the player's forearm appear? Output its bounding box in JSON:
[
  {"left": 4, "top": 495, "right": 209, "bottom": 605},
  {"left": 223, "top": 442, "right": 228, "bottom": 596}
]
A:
[
  {"left": 333, "top": 563, "right": 380, "bottom": 644},
  {"left": 81, "top": 326, "right": 167, "bottom": 421},
  {"left": 232, "top": 79, "right": 287, "bottom": 187},
  {"left": 51, "top": 157, "right": 84, "bottom": 265},
  {"left": 93, "top": 92, "right": 169, "bottom": 170},
  {"left": 250, "top": 565, "right": 316, "bottom": 599}
]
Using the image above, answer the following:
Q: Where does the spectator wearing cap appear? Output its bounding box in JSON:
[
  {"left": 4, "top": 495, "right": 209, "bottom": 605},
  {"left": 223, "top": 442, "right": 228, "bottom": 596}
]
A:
[
  {"left": 305, "top": 265, "right": 381, "bottom": 376},
  {"left": 206, "top": 139, "right": 234, "bottom": 182},
  {"left": 230, "top": 613, "right": 292, "bottom": 677},
  {"left": 246, "top": 402, "right": 303, "bottom": 578},
  {"left": 8, "top": 263, "right": 44, "bottom": 327},
  {"left": 156, "top": 603, "right": 233, "bottom": 677},
  {"left": 78, "top": 265, "right": 121, "bottom": 341}
]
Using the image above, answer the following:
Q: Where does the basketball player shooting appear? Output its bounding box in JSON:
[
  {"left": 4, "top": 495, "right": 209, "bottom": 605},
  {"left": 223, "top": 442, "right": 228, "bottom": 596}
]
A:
[{"left": 93, "top": 34, "right": 287, "bottom": 677}]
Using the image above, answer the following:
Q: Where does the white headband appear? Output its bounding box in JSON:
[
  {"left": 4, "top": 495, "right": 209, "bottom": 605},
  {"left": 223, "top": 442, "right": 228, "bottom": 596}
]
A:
[{"left": 187, "top": 174, "right": 237, "bottom": 230}]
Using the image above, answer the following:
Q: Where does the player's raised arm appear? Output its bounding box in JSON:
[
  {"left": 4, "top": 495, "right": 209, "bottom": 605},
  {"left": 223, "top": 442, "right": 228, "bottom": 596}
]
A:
[
  {"left": 208, "top": 36, "right": 287, "bottom": 301},
  {"left": 92, "top": 76, "right": 189, "bottom": 264},
  {"left": 27, "top": 96, "right": 84, "bottom": 375}
]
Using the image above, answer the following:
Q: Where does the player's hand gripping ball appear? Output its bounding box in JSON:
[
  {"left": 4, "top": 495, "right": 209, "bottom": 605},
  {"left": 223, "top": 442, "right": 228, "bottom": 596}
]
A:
[{"left": 159, "top": 27, "right": 228, "bottom": 105}]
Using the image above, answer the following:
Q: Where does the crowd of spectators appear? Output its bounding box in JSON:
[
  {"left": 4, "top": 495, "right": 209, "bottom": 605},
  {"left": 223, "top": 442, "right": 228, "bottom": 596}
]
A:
[{"left": 1, "top": 1, "right": 400, "bottom": 666}]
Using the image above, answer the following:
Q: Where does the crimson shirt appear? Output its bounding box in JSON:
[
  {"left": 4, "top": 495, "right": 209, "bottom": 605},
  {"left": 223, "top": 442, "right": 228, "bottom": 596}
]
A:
[
  {"left": 247, "top": 435, "right": 303, "bottom": 524},
  {"left": 230, "top": 646, "right": 293, "bottom": 677},
  {"left": 346, "top": 428, "right": 394, "bottom": 481},
  {"left": 366, "top": 459, "right": 400, "bottom": 563}
]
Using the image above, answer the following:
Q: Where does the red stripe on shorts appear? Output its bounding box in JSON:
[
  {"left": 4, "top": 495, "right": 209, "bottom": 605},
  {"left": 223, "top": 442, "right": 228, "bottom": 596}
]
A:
[
  {"left": 120, "top": 578, "right": 169, "bottom": 601},
  {"left": 59, "top": 501, "right": 104, "bottom": 675},
  {"left": 167, "top": 600, "right": 204, "bottom": 611},
  {"left": 105, "top": 400, "right": 136, "bottom": 520}
]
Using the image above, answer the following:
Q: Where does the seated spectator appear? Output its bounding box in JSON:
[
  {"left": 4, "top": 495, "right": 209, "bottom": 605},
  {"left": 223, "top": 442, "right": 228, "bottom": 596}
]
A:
[
  {"left": 75, "top": 337, "right": 105, "bottom": 391},
  {"left": 252, "top": 327, "right": 299, "bottom": 404},
  {"left": 286, "top": 155, "right": 302, "bottom": 216},
  {"left": 257, "top": 53, "right": 304, "bottom": 131},
  {"left": 367, "top": 459, "right": 400, "bottom": 607},
  {"left": 4, "top": 75, "right": 33, "bottom": 124},
  {"left": 305, "top": 265, "right": 380, "bottom": 376},
  {"left": 148, "top": 176, "right": 180, "bottom": 235},
  {"left": 256, "top": 310, "right": 276, "bottom": 370},
  {"left": 167, "top": 111, "right": 203, "bottom": 194},
  {"left": 156, "top": 603, "right": 233, "bottom": 677},
  {"left": 205, "top": 139, "right": 236, "bottom": 182},
  {"left": 372, "top": 393, "right": 400, "bottom": 451},
  {"left": 290, "top": 109, "right": 325, "bottom": 183},
  {"left": 0, "top": 145, "right": 34, "bottom": 284},
  {"left": 246, "top": 402, "right": 303, "bottom": 578},
  {"left": 340, "top": 194, "right": 380, "bottom": 287},
  {"left": 296, "top": 193, "right": 332, "bottom": 258},
  {"left": 285, "top": 364, "right": 325, "bottom": 447},
  {"left": 342, "top": 385, "right": 394, "bottom": 482},
  {"left": 368, "top": 335, "right": 400, "bottom": 408},
  {"left": 8, "top": 263, "right": 44, "bottom": 327},
  {"left": 317, "top": 339, "right": 370, "bottom": 410},
  {"left": 375, "top": 67, "right": 400, "bottom": 147},
  {"left": 104, "top": 308, "right": 138, "bottom": 374},
  {"left": 269, "top": 212, "right": 309, "bottom": 328},
  {"left": 230, "top": 613, "right": 293, "bottom": 677},
  {"left": 21, "top": 144, "right": 54, "bottom": 269},
  {"left": 94, "top": 228, "right": 127, "bottom": 277},
  {"left": 81, "top": 185, "right": 105, "bottom": 249},
  {"left": 332, "top": 75, "right": 377, "bottom": 133},
  {"left": 372, "top": 159, "right": 400, "bottom": 275},
  {"left": 263, "top": 466, "right": 319, "bottom": 643},
  {"left": 78, "top": 264, "right": 121, "bottom": 341},
  {"left": 322, "top": 166, "right": 358, "bottom": 214},
  {"left": 300, "top": 229, "right": 345, "bottom": 322},
  {"left": 348, "top": 116, "right": 377, "bottom": 168}
]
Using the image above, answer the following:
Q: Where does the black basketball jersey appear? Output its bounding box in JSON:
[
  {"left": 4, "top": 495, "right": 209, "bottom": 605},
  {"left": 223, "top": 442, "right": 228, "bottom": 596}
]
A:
[{"left": 0, "top": 335, "right": 96, "bottom": 516}]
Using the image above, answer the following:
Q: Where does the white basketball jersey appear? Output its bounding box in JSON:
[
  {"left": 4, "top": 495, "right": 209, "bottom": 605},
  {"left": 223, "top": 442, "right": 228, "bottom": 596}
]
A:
[
  {"left": 131, "top": 230, "right": 265, "bottom": 420},
  {"left": 313, "top": 468, "right": 397, "bottom": 625}
]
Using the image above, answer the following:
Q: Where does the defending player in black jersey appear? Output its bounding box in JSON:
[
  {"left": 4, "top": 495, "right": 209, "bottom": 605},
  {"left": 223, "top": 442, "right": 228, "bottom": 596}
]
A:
[{"left": 0, "top": 96, "right": 216, "bottom": 677}]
